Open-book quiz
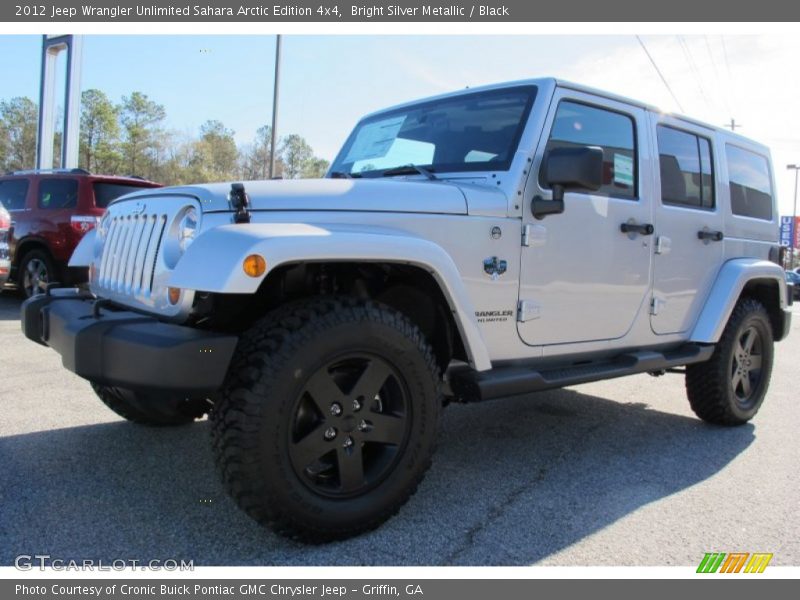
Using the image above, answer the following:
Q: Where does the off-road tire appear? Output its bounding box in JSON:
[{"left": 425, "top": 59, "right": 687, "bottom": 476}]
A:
[
  {"left": 90, "top": 383, "right": 210, "bottom": 426},
  {"left": 686, "top": 298, "right": 774, "bottom": 426},
  {"left": 211, "top": 296, "right": 442, "bottom": 543}
]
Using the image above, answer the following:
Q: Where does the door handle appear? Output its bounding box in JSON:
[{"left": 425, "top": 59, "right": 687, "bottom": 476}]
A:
[
  {"left": 620, "top": 222, "right": 654, "bottom": 236},
  {"left": 697, "top": 230, "right": 724, "bottom": 242}
]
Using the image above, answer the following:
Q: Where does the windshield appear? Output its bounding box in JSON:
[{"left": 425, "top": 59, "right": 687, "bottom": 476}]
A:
[{"left": 329, "top": 85, "right": 537, "bottom": 177}]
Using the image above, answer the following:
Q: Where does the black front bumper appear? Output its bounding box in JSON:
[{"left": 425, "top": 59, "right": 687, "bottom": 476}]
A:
[{"left": 21, "top": 290, "right": 238, "bottom": 394}]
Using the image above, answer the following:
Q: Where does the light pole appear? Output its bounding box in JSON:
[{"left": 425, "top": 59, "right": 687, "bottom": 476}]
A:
[
  {"left": 788, "top": 164, "right": 800, "bottom": 269},
  {"left": 268, "top": 35, "right": 281, "bottom": 179}
]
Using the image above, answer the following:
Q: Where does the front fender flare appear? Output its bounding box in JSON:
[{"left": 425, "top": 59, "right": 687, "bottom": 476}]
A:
[
  {"left": 68, "top": 229, "right": 97, "bottom": 267},
  {"left": 169, "top": 223, "right": 492, "bottom": 370},
  {"left": 690, "top": 258, "right": 789, "bottom": 343}
]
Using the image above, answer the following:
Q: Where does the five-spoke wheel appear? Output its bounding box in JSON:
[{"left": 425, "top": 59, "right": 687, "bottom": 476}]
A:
[
  {"left": 730, "top": 325, "right": 764, "bottom": 408},
  {"left": 289, "top": 354, "right": 410, "bottom": 497},
  {"left": 20, "top": 250, "right": 54, "bottom": 298}
]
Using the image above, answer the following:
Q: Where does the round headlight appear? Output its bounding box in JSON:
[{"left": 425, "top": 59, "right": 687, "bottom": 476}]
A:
[{"left": 178, "top": 207, "right": 199, "bottom": 253}]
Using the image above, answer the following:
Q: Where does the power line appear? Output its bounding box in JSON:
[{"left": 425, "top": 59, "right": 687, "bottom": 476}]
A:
[
  {"left": 720, "top": 35, "right": 738, "bottom": 117},
  {"left": 721, "top": 35, "right": 734, "bottom": 83},
  {"left": 676, "top": 35, "right": 714, "bottom": 114},
  {"left": 704, "top": 35, "right": 732, "bottom": 116},
  {"left": 635, "top": 35, "right": 685, "bottom": 113}
]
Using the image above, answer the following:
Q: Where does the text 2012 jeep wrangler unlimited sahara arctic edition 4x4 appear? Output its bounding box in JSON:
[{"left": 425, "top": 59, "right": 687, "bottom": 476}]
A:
[{"left": 22, "top": 79, "right": 792, "bottom": 541}]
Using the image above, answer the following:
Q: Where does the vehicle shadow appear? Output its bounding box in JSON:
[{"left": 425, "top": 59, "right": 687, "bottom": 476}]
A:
[
  {"left": 0, "top": 288, "right": 22, "bottom": 321},
  {"left": 0, "top": 387, "right": 754, "bottom": 566}
]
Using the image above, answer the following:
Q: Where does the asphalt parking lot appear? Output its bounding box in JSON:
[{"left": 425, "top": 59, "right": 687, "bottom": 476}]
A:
[{"left": 1, "top": 288, "right": 798, "bottom": 567}]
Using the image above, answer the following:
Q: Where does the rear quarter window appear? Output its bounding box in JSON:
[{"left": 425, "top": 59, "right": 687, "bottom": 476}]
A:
[
  {"left": 93, "top": 182, "right": 151, "bottom": 208},
  {"left": 726, "top": 145, "right": 773, "bottom": 220},
  {"left": 0, "top": 179, "right": 30, "bottom": 211}
]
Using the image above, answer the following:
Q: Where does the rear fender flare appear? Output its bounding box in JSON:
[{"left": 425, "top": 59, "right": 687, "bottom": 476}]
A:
[{"left": 690, "top": 258, "right": 789, "bottom": 343}]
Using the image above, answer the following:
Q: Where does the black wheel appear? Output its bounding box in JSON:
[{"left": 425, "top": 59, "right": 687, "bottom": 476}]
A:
[
  {"left": 686, "top": 298, "right": 774, "bottom": 426},
  {"left": 90, "top": 383, "right": 210, "bottom": 426},
  {"left": 211, "top": 297, "right": 441, "bottom": 542},
  {"left": 19, "top": 249, "right": 55, "bottom": 298}
]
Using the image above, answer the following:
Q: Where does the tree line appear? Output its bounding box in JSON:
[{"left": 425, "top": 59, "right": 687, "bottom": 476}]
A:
[{"left": 0, "top": 89, "right": 330, "bottom": 184}]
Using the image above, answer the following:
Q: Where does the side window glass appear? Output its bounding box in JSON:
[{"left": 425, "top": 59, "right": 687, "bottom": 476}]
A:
[
  {"left": 38, "top": 179, "right": 79, "bottom": 210},
  {"left": 0, "top": 179, "right": 30, "bottom": 210},
  {"left": 656, "top": 125, "right": 715, "bottom": 209},
  {"left": 726, "top": 145, "right": 773, "bottom": 220},
  {"left": 541, "top": 101, "right": 637, "bottom": 200}
]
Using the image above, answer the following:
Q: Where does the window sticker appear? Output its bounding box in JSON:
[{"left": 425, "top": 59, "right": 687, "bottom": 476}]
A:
[
  {"left": 614, "top": 154, "right": 634, "bottom": 187},
  {"left": 344, "top": 116, "right": 407, "bottom": 163}
]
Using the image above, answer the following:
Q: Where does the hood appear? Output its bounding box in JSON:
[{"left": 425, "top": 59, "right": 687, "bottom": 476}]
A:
[{"left": 116, "top": 178, "right": 476, "bottom": 215}]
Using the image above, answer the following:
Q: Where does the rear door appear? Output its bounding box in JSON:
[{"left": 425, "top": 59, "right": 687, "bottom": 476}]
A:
[
  {"left": 650, "top": 116, "right": 724, "bottom": 335},
  {"left": 33, "top": 177, "right": 81, "bottom": 263},
  {"left": 517, "top": 90, "right": 654, "bottom": 346}
]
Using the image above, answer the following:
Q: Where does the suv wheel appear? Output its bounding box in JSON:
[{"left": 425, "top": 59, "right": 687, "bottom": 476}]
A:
[
  {"left": 685, "top": 298, "right": 774, "bottom": 426},
  {"left": 211, "top": 297, "right": 441, "bottom": 542},
  {"left": 19, "top": 249, "right": 55, "bottom": 298},
  {"left": 90, "top": 383, "right": 210, "bottom": 426}
]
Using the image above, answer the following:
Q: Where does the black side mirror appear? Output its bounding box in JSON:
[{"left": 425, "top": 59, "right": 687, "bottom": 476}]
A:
[{"left": 532, "top": 145, "right": 604, "bottom": 219}]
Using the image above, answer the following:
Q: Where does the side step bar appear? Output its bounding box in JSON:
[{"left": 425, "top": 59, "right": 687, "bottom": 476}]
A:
[{"left": 449, "top": 343, "right": 715, "bottom": 403}]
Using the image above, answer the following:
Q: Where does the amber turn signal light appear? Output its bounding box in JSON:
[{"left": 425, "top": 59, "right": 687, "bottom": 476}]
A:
[
  {"left": 167, "top": 287, "right": 182, "bottom": 305},
  {"left": 243, "top": 254, "right": 267, "bottom": 278}
]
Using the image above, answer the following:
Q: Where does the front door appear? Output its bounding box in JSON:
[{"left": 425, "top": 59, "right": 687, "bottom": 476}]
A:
[
  {"left": 518, "top": 90, "right": 653, "bottom": 346},
  {"left": 649, "top": 116, "right": 724, "bottom": 335}
]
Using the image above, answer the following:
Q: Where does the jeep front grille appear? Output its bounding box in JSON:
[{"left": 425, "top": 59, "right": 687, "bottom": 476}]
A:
[
  {"left": 90, "top": 195, "right": 199, "bottom": 318},
  {"left": 97, "top": 212, "right": 168, "bottom": 296}
]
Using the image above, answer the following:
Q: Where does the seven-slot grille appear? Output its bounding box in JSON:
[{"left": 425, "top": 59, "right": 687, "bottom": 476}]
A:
[{"left": 97, "top": 211, "right": 168, "bottom": 297}]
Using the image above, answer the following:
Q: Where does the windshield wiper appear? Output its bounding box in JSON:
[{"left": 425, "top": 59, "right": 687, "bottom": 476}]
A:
[
  {"left": 329, "top": 171, "right": 361, "bottom": 179},
  {"left": 381, "top": 164, "right": 438, "bottom": 181}
]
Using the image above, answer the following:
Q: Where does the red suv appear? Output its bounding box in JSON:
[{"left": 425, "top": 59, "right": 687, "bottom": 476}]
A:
[{"left": 0, "top": 169, "right": 161, "bottom": 297}]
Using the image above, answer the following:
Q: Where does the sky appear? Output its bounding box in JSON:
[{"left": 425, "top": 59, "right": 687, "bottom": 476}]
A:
[{"left": 1, "top": 34, "right": 799, "bottom": 215}]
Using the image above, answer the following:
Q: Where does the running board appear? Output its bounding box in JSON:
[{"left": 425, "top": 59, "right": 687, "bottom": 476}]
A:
[{"left": 449, "top": 343, "right": 715, "bottom": 403}]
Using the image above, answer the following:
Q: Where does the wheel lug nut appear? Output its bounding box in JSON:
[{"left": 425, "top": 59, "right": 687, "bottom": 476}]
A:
[
  {"left": 330, "top": 403, "right": 342, "bottom": 416},
  {"left": 352, "top": 398, "right": 362, "bottom": 412},
  {"left": 358, "top": 419, "right": 369, "bottom": 432},
  {"left": 324, "top": 427, "right": 337, "bottom": 441},
  {"left": 343, "top": 436, "right": 354, "bottom": 449}
]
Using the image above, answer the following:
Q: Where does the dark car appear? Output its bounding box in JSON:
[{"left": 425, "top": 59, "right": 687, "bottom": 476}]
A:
[
  {"left": 0, "top": 169, "right": 161, "bottom": 297},
  {"left": 786, "top": 270, "right": 800, "bottom": 300},
  {"left": 0, "top": 201, "right": 10, "bottom": 287}
]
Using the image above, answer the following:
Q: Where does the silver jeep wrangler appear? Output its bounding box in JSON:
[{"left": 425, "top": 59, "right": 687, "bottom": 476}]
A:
[{"left": 22, "top": 78, "right": 792, "bottom": 541}]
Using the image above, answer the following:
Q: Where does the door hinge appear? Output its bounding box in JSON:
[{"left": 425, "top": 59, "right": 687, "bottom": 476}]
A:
[
  {"left": 650, "top": 297, "right": 665, "bottom": 316},
  {"left": 655, "top": 235, "right": 672, "bottom": 255},
  {"left": 521, "top": 224, "right": 531, "bottom": 247},
  {"left": 518, "top": 299, "right": 541, "bottom": 322}
]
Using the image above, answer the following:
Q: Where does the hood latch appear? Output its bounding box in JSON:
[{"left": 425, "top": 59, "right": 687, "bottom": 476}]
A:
[{"left": 230, "top": 183, "right": 251, "bottom": 224}]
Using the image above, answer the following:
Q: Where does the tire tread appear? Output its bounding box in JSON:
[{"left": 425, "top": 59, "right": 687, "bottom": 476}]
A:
[
  {"left": 210, "top": 296, "right": 441, "bottom": 543},
  {"left": 686, "top": 297, "right": 773, "bottom": 426}
]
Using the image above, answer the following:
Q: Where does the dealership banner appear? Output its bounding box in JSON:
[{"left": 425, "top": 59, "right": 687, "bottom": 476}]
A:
[
  {"left": 3, "top": 0, "right": 800, "bottom": 22},
  {"left": 780, "top": 216, "right": 800, "bottom": 249}
]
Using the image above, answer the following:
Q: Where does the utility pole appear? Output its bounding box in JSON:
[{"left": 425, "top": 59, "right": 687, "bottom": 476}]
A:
[
  {"left": 788, "top": 164, "right": 800, "bottom": 269},
  {"left": 268, "top": 34, "right": 281, "bottom": 179},
  {"left": 724, "top": 118, "right": 741, "bottom": 132}
]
